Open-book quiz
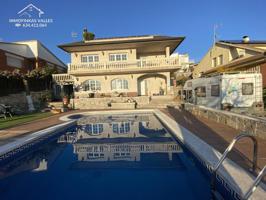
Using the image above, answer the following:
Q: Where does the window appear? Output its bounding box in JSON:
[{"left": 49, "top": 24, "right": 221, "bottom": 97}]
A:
[
  {"left": 109, "top": 54, "right": 115, "bottom": 61},
  {"left": 111, "top": 79, "right": 128, "bottom": 90},
  {"left": 109, "top": 53, "right": 127, "bottom": 61},
  {"left": 82, "top": 80, "right": 101, "bottom": 91},
  {"left": 242, "top": 83, "right": 253, "bottom": 95},
  {"left": 6, "top": 53, "right": 23, "bottom": 68},
  {"left": 112, "top": 122, "right": 130, "bottom": 134},
  {"left": 218, "top": 55, "right": 223, "bottom": 65},
  {"left": 122, "top": 54, "right": 127, "bottom": 60},
  {"left": 211, "top": 85, "right": 220, "bottom": 97},
  {"left": 84, "top": 124, "right": 104, "bottom": 135},
  {"left": 81, "top": 55, "right": 99, "bottom": 63},
  {"left": 196, "top": 86, "right": 206, "bottom": 97},
  {"left": 212, "top": 57, "right": 217, "bottom": 67}
]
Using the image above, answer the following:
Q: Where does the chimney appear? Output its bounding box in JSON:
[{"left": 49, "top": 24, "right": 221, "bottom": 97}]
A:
[
  {"left": 242, "top": 36, "right": 250, "bottom": 43},
  {"left": 82, "top": 28, "right": 95, "bottom": 42}
]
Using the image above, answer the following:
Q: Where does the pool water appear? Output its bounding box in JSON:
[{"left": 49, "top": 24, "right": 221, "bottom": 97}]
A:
[{"left": 0, "top": 114, "right": 211, "bottom": 200}]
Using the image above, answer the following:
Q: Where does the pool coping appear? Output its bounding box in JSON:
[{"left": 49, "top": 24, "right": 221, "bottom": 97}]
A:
[
  {"left": 0, "top": 109, "right": 265, "bottom": 199},
  {"left": 0, "top": 120, "right": 76, "bottom": 157}
]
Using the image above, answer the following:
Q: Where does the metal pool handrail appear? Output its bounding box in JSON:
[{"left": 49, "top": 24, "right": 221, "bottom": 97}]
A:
[
  {"left": 243, "top": 165, "right": 266, "bottom": 200},
  {"left": 211, "top": 133, "right": 258, "bottom": 190}
]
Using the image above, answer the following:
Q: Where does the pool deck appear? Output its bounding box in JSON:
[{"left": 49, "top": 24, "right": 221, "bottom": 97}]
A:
[
  {"left": 0, "top": 110, "right": 83, "bottom": 145},
  {"left": 161, "top": 107, "right": 266, "bottom": 177},
  {"left": 0, "top": 108, "right": 265, "bottom": 175}
]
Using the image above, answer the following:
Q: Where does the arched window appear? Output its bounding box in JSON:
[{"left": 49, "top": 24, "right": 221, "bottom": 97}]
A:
[
  {"left": 82, "top": 80, "right": 101, "bottom": 91},
  {"left": 111, "top": 79, "right": 128, "bottom": 90}
]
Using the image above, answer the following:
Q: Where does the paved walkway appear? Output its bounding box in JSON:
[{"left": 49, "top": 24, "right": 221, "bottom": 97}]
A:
[
  {"left": 161, "top": 107, "right": 266, "bottom": 177},
  {"left": 0, "top": 108, "right": 265, "bottom": 177}
]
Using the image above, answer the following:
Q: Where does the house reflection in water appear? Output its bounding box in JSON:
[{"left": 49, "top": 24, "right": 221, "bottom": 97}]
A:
[
  {"left": 58, "top": 114, "right": 183, "bottom": 168},
  {"left": 0, "top": 114, "right": 183, "bottom": 179}
]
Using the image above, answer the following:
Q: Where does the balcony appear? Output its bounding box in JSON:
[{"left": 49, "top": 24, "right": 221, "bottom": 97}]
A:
[
  {"left": 68, "top": 57, "right": 180, "bottom": 75},
  {"left": 52, "top": 74, "right": 75, "bottom": 84}
]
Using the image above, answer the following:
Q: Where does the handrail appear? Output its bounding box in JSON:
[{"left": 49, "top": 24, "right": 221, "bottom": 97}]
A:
[
  {"left": 211, "top": 133, "right": 258, "bottom": 190},
  {"left": 243, "top": 165, "right": 266, "bottom": 200},
  {"left": 68, "top": 57, "right": 180, "bottom": 72}
]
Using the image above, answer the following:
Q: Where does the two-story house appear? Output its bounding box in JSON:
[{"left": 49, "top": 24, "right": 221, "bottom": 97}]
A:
[
  {"left": 193, "top": 36, "right": 266, "bottom": 87},
  {"left": 53, "top": 34, "right": 185, "bottom": 108}
]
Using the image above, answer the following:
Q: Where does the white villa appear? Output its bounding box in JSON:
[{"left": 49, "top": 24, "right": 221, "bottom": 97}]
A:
[{"left": 53, "top": 33, "right": 189, "bottom": 108}]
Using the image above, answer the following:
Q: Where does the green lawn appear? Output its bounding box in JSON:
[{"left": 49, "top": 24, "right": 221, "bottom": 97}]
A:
[{"left": 0, "top": 112, "right": 54, "bottom": 130}]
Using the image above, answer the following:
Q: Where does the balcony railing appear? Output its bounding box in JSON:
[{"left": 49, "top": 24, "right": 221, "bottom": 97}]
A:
[
  {"left": 68, "top": 57, "right": 180, "bottom": 74},
  {"left": 52, "top": 74, "right": 75, "bottom": 84}
]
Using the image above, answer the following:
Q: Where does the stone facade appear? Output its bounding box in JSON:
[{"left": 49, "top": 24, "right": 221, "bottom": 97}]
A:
[
  {"left": 71, "top": 96, "right": 150, "bottom": 109},
  {"left": 184, "top": 103, "right": 266, "bottom": 139}
]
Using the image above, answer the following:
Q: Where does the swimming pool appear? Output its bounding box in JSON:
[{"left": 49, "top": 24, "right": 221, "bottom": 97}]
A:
[{"left": 0, "top": 113, "right": 212, "bottom": 200}]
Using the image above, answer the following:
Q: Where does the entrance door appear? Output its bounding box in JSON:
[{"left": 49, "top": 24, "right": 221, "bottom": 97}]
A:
[{"left": 140, "top": 80, "right": 147, "bottom": 96}]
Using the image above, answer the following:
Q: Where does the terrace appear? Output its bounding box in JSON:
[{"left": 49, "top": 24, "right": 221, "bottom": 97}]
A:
[{"left": 67, "top": 57, "right": 180, "bottom": 75}]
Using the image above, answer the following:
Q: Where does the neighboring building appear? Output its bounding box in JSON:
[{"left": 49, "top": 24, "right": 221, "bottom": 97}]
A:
[
  {"left": 193, "top": 36, "right": 266, "bottom": 87},
  {"left": 53, "top": 34, "right": 185, "bottom": 100},
  {"left": 0, "top": 40, "right": 67, "bottom": 73}
]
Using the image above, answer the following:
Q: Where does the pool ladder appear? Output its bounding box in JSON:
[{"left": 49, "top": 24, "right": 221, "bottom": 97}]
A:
[{"left": 210, "top": 133, "right": 265, "bottom": 200}]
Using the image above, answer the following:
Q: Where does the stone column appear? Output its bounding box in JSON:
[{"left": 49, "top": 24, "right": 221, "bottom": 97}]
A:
[{"left": 165, "top": 46, "right": 170, "bottom": 57}]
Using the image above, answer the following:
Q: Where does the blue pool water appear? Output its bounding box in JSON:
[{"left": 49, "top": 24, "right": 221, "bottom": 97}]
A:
[{"left": 0, "top": 114, "right": 211, "bottom": 200}]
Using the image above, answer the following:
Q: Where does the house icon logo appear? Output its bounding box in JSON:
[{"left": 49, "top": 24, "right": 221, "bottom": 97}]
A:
[
  {"left": 9, "top": 3, "right": 53, "bottom": 28},
  {"left": 17, "top": 3, "right": 44, "bottom": 18}
]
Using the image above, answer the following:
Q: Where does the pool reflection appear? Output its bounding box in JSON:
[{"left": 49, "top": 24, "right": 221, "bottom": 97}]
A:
[{"left": 58, "top": 114, "right": 183, "bottom": 169}]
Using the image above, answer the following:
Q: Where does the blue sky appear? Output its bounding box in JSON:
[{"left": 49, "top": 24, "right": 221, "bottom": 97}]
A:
[{"left": 0, "top": 0, "right": 266, "bottom": 63}]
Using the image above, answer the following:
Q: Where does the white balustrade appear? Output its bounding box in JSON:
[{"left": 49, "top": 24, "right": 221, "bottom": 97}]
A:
[
  {"left": 52, "top": 74, "right": 74, "bottom": 83},
  {"left": 68, "top": 57, "right": 180, "bottom": 74}
]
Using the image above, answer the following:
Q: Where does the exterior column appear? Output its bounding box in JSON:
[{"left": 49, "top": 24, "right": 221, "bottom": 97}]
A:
[
  {"left": 165, "top": 72, "right": 171, "bottom": 95},
  {"left": 165, "top": 46, "right": 170, "bottom": 57}
]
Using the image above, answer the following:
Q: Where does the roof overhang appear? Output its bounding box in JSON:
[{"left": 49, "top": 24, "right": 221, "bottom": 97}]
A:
[
  {"left": 217, "top": 42, "right": 265, "bottom": 53},
  {"left": 58, "top": 36, "right": 185, "bottom": 55},
  {"left": 203, "top": 53, "right": 266, "bottom": 75}
]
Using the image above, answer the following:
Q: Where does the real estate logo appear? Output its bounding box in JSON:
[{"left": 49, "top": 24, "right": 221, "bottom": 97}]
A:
[{"left": 9, "top": 3, "right": 53, "bottom": 28}]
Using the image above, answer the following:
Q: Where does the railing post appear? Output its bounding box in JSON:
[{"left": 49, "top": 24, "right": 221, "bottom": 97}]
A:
[{"left": 243, "top": 166, "right": 266, "bottom": 200}]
